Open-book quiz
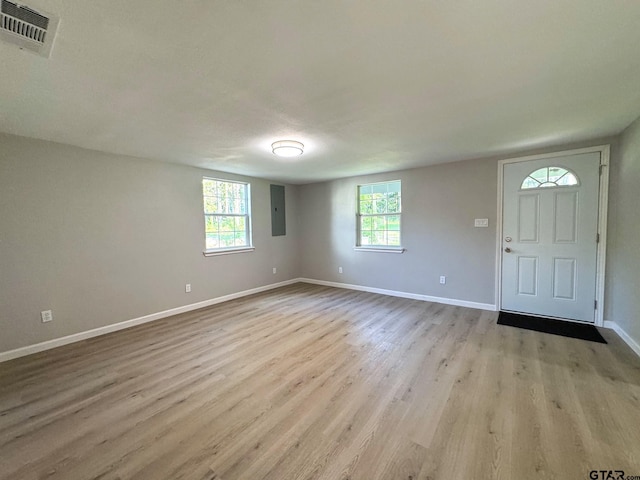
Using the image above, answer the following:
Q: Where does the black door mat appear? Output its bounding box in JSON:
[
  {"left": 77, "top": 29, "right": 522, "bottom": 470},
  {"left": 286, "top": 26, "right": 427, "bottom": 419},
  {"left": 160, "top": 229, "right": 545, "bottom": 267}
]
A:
[{"left": 498, "top": 311, "right": 607, "bottom": 344}]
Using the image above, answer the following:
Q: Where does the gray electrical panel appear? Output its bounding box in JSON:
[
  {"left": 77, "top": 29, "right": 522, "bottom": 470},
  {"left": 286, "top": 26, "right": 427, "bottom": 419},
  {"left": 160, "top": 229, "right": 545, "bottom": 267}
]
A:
[{"left": 270, "top": 184, "right": 286, "bottom": 236}]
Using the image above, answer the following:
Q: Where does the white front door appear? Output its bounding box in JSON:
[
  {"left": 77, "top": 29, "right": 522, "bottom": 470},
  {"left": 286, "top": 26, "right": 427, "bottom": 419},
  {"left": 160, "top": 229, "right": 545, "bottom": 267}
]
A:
[{"left": 501, "top": 152, "right": 600, "bottom": 322}]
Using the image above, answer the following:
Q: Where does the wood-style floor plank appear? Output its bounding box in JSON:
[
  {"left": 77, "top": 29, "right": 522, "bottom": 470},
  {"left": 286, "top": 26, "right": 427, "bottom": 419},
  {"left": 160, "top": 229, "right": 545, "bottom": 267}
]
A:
[{"left": 1, "top": 283, "right": 640, "bottom": 480}]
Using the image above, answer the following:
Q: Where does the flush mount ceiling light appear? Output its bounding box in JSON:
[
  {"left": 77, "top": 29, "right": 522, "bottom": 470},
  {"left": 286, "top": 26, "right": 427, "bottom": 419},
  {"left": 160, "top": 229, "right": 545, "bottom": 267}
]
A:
[{"left": 271, "top": 140, "right": 304, "bottom": 157}]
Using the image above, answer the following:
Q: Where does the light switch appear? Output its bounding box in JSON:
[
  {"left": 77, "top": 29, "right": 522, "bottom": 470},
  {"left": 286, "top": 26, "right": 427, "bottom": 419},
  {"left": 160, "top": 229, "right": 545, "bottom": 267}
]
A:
[{"left": 474, "top": 218, "right": 489, "bottom": 227}]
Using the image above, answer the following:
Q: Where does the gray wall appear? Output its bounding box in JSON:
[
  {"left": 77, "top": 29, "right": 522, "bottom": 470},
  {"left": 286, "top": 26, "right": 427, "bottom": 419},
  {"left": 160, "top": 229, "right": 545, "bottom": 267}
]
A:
[
  {"left": 0, "top": 133, "right": 300, "bottom": 353},
  {"left": 298, "top": 158, "right": 498, "bottom": 305},
  {"left": 607, "top": 116, "right": 640, "bottom": 345},
  {"left": 3, "top": 125, "right": 639, "bottom": 355},
  {"left": 298, "top": 137, "right": 627, "bottom": 316}
]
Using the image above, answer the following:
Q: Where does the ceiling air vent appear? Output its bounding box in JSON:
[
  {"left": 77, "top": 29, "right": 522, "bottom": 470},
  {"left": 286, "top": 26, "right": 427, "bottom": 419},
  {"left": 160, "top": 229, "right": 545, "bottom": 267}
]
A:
[{"left": 0, "top": 0, "right": 59, "bottom": 57}]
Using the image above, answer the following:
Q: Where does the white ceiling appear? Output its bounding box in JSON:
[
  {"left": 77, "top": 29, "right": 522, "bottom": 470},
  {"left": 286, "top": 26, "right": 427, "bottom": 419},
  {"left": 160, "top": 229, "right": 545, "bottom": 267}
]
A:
[{"left": 1, "top": 1, "right": 640, "bottom": 184}]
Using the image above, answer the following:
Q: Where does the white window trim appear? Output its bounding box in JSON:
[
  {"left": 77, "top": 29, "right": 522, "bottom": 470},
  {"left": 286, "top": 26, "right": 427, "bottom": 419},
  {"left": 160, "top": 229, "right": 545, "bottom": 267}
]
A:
[
  {"left": 356, "top": 179, "right": 402, "bottom": 249},
  {"left": 203, "top": 246, "right": 255, "bottom": 257},
  {"left": 520, "top": 166, "right": 580, "bottom": 190},
  {"left": 202, "top": 177, "right": 253, "bottom": 254},
  {"left": 354, "top": 246, "right": 405, "bottom": 254}
]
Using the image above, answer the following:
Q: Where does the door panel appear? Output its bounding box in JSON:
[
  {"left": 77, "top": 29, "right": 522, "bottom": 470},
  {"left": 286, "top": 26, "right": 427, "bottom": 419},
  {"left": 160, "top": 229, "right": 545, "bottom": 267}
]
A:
[
  {"left": 501, "top": 153, "right": 600, "bottom": 322},
  {"left": 518, "top": 194, "right": 540, "bottom": 242},
  {"left": 517, "top": 256, "right": 538, "bottom": 296},
  {"left": 553, "top": 192, "right": 578, "bottom": 243},
  {"left": 552, "top": 257, "right": 576, "bottom": 300}
]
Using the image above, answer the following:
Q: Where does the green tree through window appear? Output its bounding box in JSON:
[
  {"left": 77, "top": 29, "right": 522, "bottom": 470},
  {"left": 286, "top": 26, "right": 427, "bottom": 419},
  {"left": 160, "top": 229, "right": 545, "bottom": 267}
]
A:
[
  {"left": 357, "top": 181, "right": 401, "bottom": 247},
  {"left": 203, "top": 178, "right": 251, "bottom": 251}
]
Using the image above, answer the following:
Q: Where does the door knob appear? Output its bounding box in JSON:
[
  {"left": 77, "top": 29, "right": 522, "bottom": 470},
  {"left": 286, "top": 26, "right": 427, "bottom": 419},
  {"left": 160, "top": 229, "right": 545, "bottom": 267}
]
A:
[{"left": 504, "top": 247, "right": 512, "bottom": 253}]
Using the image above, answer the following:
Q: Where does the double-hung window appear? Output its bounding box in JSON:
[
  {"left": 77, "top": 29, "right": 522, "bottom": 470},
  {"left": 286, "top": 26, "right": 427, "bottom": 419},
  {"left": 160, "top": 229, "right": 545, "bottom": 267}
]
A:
[
  {"left": 356, "top": 180, "right": 402, "bottom": 248},
  {"left": 202, "top": 177, "right": 252, "bottom": 254}
]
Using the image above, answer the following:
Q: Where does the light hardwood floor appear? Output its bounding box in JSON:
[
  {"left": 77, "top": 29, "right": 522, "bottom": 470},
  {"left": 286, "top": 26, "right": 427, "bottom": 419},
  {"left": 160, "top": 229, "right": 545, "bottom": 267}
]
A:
[{"left": 1, "top": 283, "right": 640, "bottom": 480}]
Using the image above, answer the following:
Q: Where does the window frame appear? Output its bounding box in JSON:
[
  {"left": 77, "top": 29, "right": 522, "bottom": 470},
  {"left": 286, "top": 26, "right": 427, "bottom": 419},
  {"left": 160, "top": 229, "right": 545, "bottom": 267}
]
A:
[
  {"left": 355, "top": 180, "right": 404, "bottom": 253},
  {"left": 520, "top": 166, "right": 580, "bottom": 190},
  {"left": 202, "top": 177, "right": 254, "bottom": 257}
]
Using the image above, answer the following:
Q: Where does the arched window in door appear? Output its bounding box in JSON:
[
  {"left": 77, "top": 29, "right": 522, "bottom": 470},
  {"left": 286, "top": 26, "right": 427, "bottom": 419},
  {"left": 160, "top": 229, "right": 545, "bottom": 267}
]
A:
[{"left": 520, "top": 166, "right": 579, "bottom": 189}]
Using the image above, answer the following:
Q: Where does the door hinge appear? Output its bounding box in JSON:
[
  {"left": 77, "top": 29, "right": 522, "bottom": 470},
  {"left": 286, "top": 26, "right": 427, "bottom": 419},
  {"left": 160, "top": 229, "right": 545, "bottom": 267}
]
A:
[
  {"left": 599, "top": 164, "right": 605, "bottom": 176},
  {"left": 594, "top": 300, "right": 598, "bottom": 310},
  {"left": 596, "top": 233, "right": 600, "bottom": 243}
]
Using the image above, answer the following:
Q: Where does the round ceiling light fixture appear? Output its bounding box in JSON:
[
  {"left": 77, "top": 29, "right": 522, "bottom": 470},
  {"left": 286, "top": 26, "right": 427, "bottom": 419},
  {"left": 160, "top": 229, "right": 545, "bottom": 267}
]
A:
[{"left": 271, "top": 140, "right": 304, "bottom": 157}]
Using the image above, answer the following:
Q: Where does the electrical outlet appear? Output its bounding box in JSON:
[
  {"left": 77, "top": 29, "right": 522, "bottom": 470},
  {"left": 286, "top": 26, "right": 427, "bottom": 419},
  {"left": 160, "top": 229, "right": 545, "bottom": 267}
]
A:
[
  {"left": 439, "top": 276, "right": 446, "bottom": 285},
  {"left": 272, "top": 267, "right": 277, "bottom": 274},
  {"left": 338, "top": 267, "right": 343, "bottom": 274},
  {"left": 41, "top": 310, "right": 53, "bottom": 323},
  {"left": 185, "top": 284, "right": 191, "bottom": 293}
]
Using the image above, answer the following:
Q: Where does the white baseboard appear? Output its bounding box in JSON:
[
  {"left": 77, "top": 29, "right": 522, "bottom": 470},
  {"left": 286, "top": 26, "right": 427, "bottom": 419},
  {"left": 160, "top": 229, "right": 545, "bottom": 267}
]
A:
[
  {"left": 0, "top": 277, "right": 499, "bottom": 363},
  {"left": 0, "top": 279, "right": 300, "bottom": 363},
  {"left": 604, "top": 320, "right": 640, "bottom": 358},
  {"left": 298, "top": 278, "right": 497, "bottom": 311}
]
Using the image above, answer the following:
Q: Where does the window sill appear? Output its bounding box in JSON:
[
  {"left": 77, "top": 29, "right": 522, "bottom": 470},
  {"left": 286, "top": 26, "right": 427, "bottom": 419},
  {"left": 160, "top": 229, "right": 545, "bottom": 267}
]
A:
[
  {"left": 353, "top": 246, "right": 405, "bottom": 254},
  {"left": 203, "top": 246, "right": 255, "bottom": 257}
]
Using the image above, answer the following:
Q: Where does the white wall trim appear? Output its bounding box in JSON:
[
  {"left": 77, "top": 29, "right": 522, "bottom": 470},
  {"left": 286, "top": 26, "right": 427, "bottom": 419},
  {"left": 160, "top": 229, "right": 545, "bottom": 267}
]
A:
[
  {"left": 353, "top": 246, "right": 405, "bottom": 254},
  {"left": 604, "top": 321, "right": 640, "bottom": 358},
  {"left": 595, "top": 145, "right": 610, "bottom": 327},
  {"left": 0, "top": 279, "right": 300, "bottom": 363},
  {"left": 496, "top": 145, "right": 610, "bottom": 327},
  {"left": 298, "top": 278, "right": 497, "bottom": 311},
  {"left": 203, "top": 246, "right": 255, "bottom": 257},
  {"left": 4, "top": 276, "right": 635, "bottom": 364}
]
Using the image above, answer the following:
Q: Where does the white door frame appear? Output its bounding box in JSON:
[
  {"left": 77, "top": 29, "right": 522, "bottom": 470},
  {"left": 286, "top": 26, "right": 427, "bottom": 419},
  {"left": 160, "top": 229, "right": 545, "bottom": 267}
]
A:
[{"left": 496, "top": 145, "right": 610, "bottom": 326}]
